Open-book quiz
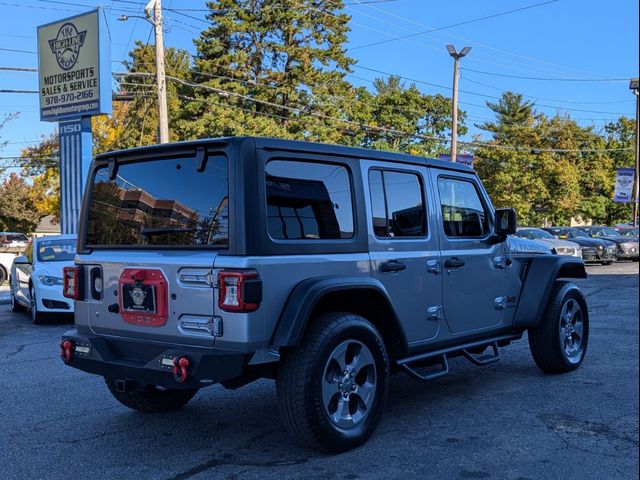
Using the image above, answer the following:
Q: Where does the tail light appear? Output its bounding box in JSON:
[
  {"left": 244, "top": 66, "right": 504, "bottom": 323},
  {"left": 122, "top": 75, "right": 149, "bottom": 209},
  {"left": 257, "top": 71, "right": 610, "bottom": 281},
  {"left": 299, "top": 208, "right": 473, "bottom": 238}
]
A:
[
  {"left": 63, "top": 266, "right": 83, "bottom": 300},
  {"left": 217, "top": 271, "right": 262, "bottom": 312}
]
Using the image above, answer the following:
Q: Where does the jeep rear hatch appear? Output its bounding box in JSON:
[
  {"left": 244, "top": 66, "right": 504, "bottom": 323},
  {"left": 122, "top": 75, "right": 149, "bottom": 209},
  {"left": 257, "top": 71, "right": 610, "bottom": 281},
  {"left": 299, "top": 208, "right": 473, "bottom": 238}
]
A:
[{"left": 79, "top": 151, "right": 228, "bottom": 346}]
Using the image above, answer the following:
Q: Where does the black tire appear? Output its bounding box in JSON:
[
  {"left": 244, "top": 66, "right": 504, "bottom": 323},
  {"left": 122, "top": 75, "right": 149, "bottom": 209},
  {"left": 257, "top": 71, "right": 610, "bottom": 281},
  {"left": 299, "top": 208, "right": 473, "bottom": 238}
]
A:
[
  {"left": 528, "top": 281, "right": 589, "bottom": 373},
  {"left": 105, "top": 378, "right": 198, "bottom": 413},
  {"left": 0, "top": 265, "right": 7, "bottom": 285},
  {"left": 29, "top": 286, "right": 46, "bottom": 325},
  {"left": 276, "top": 312, "right": 390, "bottom": 453},
  {"left": 601, "top": 261, "right": 614, "bottom": 265},
  {"left": 10, "top": 292, "right": 26, "bottom": 312}
]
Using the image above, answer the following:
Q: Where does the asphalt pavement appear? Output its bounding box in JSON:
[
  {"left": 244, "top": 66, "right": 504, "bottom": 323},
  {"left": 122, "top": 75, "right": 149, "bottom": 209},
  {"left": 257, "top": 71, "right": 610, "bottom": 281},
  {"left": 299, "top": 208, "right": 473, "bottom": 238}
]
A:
[{"left": 0, "top": 263, "right": 638, "bottom": 480}]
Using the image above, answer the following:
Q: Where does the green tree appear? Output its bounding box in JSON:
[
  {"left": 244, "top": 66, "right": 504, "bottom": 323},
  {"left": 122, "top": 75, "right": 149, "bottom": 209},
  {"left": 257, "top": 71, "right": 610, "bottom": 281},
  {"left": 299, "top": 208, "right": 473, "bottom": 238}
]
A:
[
  {"left": 347, "top": 76, "right": 461, "bottom": 155},
  {"left": 474, "top": 91, "right": 616, "bottom": 226},
  {"left": 117, "top": 41, "right": 192, "bottom": 147},
  {"left": 0, "top": 173, "right": 42, "bottom": 232},
  {"left": 179, "top": 0, "right": 356, "bottom": 141}
]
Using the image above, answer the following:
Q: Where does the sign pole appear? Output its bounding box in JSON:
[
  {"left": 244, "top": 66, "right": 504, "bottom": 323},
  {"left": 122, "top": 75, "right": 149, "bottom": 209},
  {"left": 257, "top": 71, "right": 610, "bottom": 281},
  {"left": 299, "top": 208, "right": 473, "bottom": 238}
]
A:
[{"left": 59, "top": 117, "right": 92, "bottom": 234}]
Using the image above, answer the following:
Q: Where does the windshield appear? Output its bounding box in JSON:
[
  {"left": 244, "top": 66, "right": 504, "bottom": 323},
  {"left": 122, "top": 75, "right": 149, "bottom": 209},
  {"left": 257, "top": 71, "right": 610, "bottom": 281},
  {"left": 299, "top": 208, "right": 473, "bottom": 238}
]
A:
[
  {"left": 592, "top": 227, "right": 621, "bottom": 237},
  {"left": 37, "top": 239, "right": 75, "bottom": 262},
  {"left": 570, "top": 229, "right": 590, "bottom": 238},
  {"left": 85, "top": 154, "right": 228, "bottom": 247},
  {"left": 528, "top": 228, "right": 554, "bottom": 239}
]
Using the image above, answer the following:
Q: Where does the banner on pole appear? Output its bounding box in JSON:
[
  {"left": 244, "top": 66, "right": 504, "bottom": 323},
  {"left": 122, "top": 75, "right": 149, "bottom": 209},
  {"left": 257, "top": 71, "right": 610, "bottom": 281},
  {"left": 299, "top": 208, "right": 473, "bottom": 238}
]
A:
[{"left": 613, "top": 168, "right": 636, "bottom": 203}]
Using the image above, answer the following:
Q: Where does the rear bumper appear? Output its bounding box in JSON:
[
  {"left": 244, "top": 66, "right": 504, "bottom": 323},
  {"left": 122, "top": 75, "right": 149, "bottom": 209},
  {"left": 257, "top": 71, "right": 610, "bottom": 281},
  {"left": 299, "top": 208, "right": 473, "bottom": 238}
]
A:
[{"left": 61, "top": 329, "right": 251, "bottom": 390}]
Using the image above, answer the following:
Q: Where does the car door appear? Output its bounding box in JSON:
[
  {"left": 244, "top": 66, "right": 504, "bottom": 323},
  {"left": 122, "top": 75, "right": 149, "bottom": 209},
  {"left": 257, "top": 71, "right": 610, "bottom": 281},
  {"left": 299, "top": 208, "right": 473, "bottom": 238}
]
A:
[
  {"left": 432, "top": 172, "right": 507, "bottom": 335},
  {"left": 364, "top": 161, "right": 442, "bottom": 346},
  {"left": 14, "top": 241, "right": 34, "bottom": 304}
]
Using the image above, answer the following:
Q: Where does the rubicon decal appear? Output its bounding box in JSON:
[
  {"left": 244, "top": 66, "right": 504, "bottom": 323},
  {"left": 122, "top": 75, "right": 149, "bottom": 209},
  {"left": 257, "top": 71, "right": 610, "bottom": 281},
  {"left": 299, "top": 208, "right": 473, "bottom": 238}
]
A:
[{"left": 49, "top": 22, "right": 87, "bottom": 71}]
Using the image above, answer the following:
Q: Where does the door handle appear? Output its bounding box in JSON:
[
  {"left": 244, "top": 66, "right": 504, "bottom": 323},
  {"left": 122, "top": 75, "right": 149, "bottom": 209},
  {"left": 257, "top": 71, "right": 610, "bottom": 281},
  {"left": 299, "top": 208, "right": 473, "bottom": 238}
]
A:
[
  {"left": 444, "top": 257, "right": 465, "bottom": 269},
  {"left": 379, "top": 260, "right": 407, "bottom": 273}
]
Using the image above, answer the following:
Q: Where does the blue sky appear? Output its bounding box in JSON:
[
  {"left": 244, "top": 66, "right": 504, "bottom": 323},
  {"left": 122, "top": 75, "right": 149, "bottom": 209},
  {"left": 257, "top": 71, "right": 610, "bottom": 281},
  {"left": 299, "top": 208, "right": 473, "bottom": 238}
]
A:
[{"left": 0, "top": 0, "right": 638, "bottom": 163}]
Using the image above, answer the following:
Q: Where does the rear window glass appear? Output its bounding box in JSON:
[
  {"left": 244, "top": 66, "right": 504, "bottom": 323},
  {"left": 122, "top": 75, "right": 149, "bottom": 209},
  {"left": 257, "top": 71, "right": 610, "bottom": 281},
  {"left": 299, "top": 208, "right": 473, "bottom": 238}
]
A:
[
  {"left": 86, "top": 155, "right": 228, "bottom": 247},
  {"left": 266, "top": 160, "right": 354, "bottom": 240},
  {"left": 38, "top": 239, "right": 75, "bottom": 262}
]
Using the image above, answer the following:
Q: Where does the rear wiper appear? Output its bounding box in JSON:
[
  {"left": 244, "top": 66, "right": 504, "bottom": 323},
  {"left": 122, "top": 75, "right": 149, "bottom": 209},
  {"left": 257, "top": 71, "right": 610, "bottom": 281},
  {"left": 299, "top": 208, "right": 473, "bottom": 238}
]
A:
[{"left": 140, "top": 227, "right": 195, "bottom": 237}]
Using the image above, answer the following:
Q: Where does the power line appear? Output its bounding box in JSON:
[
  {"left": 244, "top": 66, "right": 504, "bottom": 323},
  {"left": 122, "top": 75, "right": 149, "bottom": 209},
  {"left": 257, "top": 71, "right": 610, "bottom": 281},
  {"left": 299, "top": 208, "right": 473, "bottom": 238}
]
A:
[
  {"left": 0, "top": 89, "right": 39, "bottom": 94},
  {"left": 117, "top": 71, "right": 634, "bottom": 154},
  {"left": 347, "top": 0, "right": 623, "bottom": 79},
  {"left": 350, "top": 0, "right": 559, "bottom": 50},
  {"left": 462, "top": 76, "right": 633, "bottom": 106},
  {"left": 0, "top": 66, "right": 38, "bottom": 72},
  {"left": 461, "top": 67, "right": 628, "bottom": 82},
  {"left": 0, "top": 47, "right": 37, "bottom": 55}
]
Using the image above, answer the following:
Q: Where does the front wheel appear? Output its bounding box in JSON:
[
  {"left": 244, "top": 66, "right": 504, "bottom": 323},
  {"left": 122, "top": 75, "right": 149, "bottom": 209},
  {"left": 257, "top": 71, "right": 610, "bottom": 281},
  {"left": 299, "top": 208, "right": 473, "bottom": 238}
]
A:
[
  {"left": 105, "top": 378, "right": 198, "bottom": 413},
  {"left": 528, "top": 281, "right": 589, "bottom": 373},
  {"left": 276, "top": 312, "right": 390, "bottom": 453},
  {"left": 30, "top": 286, "right": 46, "bottom": 324}
]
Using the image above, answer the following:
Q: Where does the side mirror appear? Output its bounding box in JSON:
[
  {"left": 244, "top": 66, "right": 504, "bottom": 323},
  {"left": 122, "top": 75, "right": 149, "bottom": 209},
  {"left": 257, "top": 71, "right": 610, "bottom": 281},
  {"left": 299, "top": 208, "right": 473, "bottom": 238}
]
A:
[
  {"left": 495, "top": 208, "right": 517, "bottom": 236},
  {"left": 13, "top": 255, "right": 30, "bottom": 265}
]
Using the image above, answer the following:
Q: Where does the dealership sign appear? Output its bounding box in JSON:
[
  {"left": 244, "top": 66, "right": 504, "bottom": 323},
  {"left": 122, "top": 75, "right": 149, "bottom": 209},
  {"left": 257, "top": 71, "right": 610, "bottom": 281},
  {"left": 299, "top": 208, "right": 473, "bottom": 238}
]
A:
[
  {"left": 613, "top": 168, "right": 636, "bottom": 203},
  {"left": 37, "top": 9, "right": 111, "bottom": 121}
]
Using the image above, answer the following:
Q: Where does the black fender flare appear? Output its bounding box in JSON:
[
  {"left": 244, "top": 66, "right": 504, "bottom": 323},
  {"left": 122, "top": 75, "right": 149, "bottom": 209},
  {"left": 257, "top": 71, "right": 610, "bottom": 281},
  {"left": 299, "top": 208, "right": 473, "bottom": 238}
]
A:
[
  {"left": 513, "top": 255, "right": 587, "bottom": 328},
  {"left": 270, "top": 276, "right": 406, "bottom": 351}
]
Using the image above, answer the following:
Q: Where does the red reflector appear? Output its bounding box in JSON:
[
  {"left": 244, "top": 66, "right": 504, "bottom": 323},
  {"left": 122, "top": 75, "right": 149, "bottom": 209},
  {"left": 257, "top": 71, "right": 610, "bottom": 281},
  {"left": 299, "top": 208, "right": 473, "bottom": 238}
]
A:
[
  {"left": 218, "top": 271, "right": 259, "bottom": 312},
  {"left": 63, "top": 267, "right": 82, "bottom": 300}
]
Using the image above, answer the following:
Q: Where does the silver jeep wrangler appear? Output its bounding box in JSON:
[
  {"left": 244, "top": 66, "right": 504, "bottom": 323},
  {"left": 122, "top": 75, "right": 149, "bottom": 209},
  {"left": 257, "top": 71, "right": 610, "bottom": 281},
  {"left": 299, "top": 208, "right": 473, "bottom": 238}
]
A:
[{"left": 61, "top": 137, "right": 588, "bottom": 452}]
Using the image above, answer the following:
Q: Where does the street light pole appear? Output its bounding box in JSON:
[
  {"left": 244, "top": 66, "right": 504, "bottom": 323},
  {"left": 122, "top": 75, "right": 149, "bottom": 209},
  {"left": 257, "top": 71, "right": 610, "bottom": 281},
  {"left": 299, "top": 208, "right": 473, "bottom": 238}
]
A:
[
  {"left": 146, "top": 0, "right": 169, "bottom": 144},
  {"left": 447, "top": 45, "right": 471, "bottom": 163},
  {"left": 629, "top": 78, "right": 639, "bottom": 227}
]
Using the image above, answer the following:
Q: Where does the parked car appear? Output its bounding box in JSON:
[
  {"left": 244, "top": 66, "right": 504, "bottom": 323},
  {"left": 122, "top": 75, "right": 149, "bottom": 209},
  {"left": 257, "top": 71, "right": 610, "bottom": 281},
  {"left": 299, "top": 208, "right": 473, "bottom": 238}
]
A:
[
  {"left": 0, "top": 232, "right": 29, "bottom": 250},
  {"left": 0, "top": 252, "right": 17, "bottom": 284},
  {"left": 59, "top": 137, "right": 588, "bottom": 453},
  {"left": 543, "top": 227, "right": 617, "bottom": 264},
  {"left": 10, "top": 234, "right": 76, "bottom": 323},
  {"left": 576, "top": 226, "right": 639, "bottom": 261},
  {"left": 514, "top": 227, "right": 582, "bottom": 257},
  {"left": 614, "top": 226, "right": 639, "bottom": 239}
]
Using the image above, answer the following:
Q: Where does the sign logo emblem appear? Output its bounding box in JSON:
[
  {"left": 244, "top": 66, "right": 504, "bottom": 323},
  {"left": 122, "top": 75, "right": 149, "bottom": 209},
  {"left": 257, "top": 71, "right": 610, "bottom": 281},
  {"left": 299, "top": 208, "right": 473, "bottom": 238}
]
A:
[
  {"left": 131, "top": 287, "right": 147, "bottom": 307},
  {"left": 618, "top": 175, "right": 633, "bottom": 187},
  {"left": 48, "top": 22, "right": 86, "bottom": 71}
]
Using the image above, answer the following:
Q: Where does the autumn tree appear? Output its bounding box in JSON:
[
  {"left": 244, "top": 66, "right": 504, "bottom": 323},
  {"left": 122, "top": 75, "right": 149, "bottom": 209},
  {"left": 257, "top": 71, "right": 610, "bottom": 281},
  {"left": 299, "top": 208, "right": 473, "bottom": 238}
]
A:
[{"left": 0, "top": 173, "right": 42, "bottom": 232}]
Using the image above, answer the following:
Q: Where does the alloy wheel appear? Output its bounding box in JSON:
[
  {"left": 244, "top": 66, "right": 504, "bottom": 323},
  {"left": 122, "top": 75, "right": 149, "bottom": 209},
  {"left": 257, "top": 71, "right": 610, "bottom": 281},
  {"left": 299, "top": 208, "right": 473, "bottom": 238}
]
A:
[
  {"left": 559, "top": 298, "right": 585, "bottom": 364},
  {"left": 321, "top": 339, "right": 377, "bottom": 429}
]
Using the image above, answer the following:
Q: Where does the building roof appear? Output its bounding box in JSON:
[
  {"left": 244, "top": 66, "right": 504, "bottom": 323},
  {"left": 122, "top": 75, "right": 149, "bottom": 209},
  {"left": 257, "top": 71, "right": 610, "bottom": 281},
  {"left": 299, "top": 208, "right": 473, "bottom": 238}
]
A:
[{"left": 35, "top": 215, "right": 61, "bottom": 234}]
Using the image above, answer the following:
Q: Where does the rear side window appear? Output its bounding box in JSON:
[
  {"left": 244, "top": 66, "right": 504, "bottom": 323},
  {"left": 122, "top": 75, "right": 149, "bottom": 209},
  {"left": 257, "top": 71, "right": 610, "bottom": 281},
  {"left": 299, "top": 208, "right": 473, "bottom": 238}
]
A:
[
  {"left": 86, "top": 155, "right": 229, "bottom": 247},
  {"left": 437, "top": 177, "right": 488, "bottom": 237},
  {"left": 368, "top": 169, "right": 426, "bottom": 238},
  {"left": 265, "top": 160, "right": 354, "bottom": 240}
]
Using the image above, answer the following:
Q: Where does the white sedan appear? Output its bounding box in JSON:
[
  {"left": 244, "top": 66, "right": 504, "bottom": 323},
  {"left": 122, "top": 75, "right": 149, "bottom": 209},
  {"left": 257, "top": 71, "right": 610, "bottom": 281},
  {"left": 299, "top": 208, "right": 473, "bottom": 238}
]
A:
[{"left": 10, "top": 235, "right": 76, "bottom": 323}]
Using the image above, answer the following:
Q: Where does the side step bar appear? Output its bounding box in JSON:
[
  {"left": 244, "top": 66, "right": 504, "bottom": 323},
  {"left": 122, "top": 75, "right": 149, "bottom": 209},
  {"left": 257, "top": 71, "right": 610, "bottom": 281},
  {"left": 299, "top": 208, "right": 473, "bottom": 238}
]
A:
[{"left": 397, "top": 333, "right": 521, "bottom": 382}]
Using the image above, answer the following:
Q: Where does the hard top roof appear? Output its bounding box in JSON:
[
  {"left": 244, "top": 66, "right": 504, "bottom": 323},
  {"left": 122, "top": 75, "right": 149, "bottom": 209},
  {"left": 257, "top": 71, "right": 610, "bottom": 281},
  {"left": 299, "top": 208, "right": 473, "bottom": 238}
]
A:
[{"left": 95, "top": 136, "right": 474, "bottom": 173}]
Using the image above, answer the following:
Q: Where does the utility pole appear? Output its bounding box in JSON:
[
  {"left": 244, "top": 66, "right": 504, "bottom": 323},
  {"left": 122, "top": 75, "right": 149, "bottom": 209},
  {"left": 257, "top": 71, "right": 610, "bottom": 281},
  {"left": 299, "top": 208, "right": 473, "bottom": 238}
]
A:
[
  {"left": 146, "top": 0, "right": 169, "bottom": 144},
  {"left": 446, "top": 45, "right": 471, "bottom": 162},
  {"left": 630, "top": 78, "right": 639, "bottom": 227}
]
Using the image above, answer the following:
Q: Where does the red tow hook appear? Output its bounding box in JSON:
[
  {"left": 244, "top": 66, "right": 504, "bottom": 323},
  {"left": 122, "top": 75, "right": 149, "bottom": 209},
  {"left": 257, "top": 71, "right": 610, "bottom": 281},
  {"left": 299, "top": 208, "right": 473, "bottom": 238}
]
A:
[
  {"left": 60, "top": 340, "right": 74, "bottom": 363},
  {"left": 172, "top": 356, "right": 190, "bottom": 384}
]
